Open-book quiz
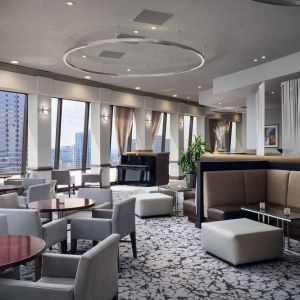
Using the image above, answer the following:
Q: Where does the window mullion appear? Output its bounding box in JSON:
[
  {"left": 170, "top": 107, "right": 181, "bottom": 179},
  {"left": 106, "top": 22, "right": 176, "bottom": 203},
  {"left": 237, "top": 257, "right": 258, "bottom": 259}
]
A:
[{"left": 54, "top": 98, "right": 63, "bottom": 170}]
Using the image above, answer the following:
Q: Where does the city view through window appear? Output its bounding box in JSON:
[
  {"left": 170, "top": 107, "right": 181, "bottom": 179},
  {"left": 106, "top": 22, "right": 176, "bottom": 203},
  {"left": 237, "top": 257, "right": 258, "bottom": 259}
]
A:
[{"left": 0, "top": 90, "right": 26, "bottom": 173}]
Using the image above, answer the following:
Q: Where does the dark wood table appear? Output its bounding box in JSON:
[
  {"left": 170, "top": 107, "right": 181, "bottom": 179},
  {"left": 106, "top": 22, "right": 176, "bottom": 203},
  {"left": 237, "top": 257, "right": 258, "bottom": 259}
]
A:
[
  {"left": 28, "top": 198, "right": 95, "bottom": 218},
  {"left": 0, "top": 184, "right": 22, "bottom": 195},
  {"left": 0, "top": 235, "right": 46, "bottom": 279}
]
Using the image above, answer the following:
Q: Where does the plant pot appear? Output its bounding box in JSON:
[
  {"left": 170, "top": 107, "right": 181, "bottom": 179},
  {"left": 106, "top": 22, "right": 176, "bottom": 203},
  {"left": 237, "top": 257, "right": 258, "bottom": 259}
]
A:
[{"left": 185, "top": 173, "right": 196, "bottom": 188}]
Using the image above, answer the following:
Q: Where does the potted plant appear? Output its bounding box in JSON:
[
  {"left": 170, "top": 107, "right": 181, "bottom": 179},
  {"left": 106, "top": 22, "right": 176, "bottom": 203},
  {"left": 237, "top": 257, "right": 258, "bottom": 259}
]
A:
[{"left": 179, "top": 136, "right": 208, "bottom": 188}]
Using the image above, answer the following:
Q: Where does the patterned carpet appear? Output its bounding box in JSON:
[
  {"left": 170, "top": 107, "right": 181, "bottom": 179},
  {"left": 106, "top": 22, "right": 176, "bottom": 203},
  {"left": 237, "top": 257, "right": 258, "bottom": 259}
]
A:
[{"left": 20, "top": 186, "right": 300, "bottom": 300}]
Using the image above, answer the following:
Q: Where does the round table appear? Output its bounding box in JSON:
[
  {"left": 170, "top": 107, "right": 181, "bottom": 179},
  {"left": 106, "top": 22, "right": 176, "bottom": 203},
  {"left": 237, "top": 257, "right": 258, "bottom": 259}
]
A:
[
  {"left": 0, "top": 235, "right": 46, "bottom": 271},
  {"left": 0, "top": 185, "right": 22, "bottom": 195},
  {"left": 28, "top": 198, "right": 95, "bottom": 218}
]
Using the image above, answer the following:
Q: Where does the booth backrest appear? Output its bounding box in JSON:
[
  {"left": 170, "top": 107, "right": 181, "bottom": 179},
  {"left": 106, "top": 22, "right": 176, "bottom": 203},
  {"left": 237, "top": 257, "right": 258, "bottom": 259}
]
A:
[
  {"left": 243, "top": 169, "right": 266, "bottom": 204},
  {"left": 287, "top": 171, "right": 300, "bottom": 209}
]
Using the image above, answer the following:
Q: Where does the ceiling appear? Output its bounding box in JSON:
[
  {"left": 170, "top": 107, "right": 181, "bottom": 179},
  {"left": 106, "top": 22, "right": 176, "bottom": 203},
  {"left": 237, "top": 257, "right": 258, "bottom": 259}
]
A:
[{"left": 1, "top": 0, "right": 300, "bottom": 103}]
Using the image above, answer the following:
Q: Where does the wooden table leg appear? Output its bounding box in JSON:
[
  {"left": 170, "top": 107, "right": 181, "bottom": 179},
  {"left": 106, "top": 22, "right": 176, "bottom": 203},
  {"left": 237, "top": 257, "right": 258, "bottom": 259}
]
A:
[{"left": 35, "top": 256, "right": 42, "bottom": 281}]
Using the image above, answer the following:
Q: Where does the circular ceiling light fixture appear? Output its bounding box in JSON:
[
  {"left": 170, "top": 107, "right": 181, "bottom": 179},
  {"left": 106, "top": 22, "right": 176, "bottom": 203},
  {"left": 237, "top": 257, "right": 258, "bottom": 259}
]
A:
[
  {"left": 252, "top": 0, "right": 300, "bottom": 5},
  {"left": 63, "top": 38, "right": 205, "bottom": 77}
]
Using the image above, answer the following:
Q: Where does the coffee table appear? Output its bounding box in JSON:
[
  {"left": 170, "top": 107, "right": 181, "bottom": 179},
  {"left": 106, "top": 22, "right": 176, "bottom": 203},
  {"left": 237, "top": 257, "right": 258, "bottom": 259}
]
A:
[
  {"left": 28, "top": 198, "right": 95, "bottom": 218},
  {"left": 241, "top": 204, "right": 300, "bottom": 251},
  {"left": 158, "top": 185, "right": 192, "bottom": 217}
]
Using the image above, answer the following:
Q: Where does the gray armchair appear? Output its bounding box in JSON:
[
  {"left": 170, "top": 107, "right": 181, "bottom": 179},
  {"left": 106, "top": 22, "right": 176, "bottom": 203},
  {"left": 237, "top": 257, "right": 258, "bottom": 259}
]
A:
[
  {"left": 0, "top": 208, "right": 67, "bottom": 253},
  {"left": 52, "top": 170, "right": 75, "bottom": 197},
  {"left": 66, "top": 188, "right": 113, "bottom": 221},
  {"left": 0, "top": 193, "right": 19, "bottom": 208},
  {"left": 71, "top": 197, "right": 137, "bottom": 258},
  {"left": 0, "top": 234, "right": 120, "bottom": 300},
  {"left": 82, "top": 167, "right": 103, "bottom": 187}
]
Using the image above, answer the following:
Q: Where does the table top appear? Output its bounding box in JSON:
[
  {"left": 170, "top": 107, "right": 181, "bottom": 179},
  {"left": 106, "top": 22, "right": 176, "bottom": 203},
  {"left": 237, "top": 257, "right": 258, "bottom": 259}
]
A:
[
  {"left": 0, "top": 185, "right": 22, "bottom": 192},
  {"left": 241, "top": 204, "right": 300, "bottom": 222},
  {"left": 159, "top": 185, "right": 192, "bottom": 192},
  {"left": 27, "top": 198, "right": 95, "bottom": 212},
  {"left": 0, "top": 235, "right": 46, "bottom": 270}
]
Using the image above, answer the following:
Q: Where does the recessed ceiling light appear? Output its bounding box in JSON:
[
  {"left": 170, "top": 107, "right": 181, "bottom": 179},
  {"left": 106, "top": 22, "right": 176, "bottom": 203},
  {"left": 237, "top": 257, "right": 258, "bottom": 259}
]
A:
[
  {"left": 151, "top": 26, "right": 157, "bottom": 30},
  {"left": 271, "top": 91, "right": 275, "bottom": 94},
  {"left": 82, "top": 55, "right": 86, "bottom": 58},
  {"left": 66, "top": 1, "right": 74, "bottom": 6},
  {"left": 173, "top": 94, "right": 178, "bottom": 97},
  {"left": 84, "top": 76, "right": 91, "bottom": 79},
  {"left": 261, "top": 55, "right": 266, "bottom": 59},
  {"left": 10, "top": 60, "right": 19, "bottom": 64},
  {"left": 135, "top": 87, "right": 141, "bottom": 90},
  {"left": 218, "top": 102, "right": 222, "bottom": 105},
  {"left": 127, "top": 68, "right": 131, "bottom": 72},
  {"left": 198, "top": 86, "right": 202, "bottom": 89},
  {"left": 133, "top": 30, "right": 140, "bottom": 34},
  {"left": 253, "top": 58, "right": 258, "bottom": 62}
]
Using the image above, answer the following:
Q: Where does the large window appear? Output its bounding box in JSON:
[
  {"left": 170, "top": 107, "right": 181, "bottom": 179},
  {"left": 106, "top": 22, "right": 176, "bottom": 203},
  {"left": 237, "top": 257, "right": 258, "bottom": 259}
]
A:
[
  {"left": 0, "top": 91, "right": 27, "bottom": 174},
  {"left": 165, "top": 113, "right": 170, "bottom": 152}
]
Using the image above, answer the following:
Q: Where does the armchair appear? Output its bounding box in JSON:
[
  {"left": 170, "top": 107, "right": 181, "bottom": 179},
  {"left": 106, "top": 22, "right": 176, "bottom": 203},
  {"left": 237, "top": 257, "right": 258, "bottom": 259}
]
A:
[
  {"left": 0, "top": 193, "right": 19, "bottom": 208},
  {"left": 0, "top": 234, "right": 120, "bottom": 300},
  {"left": 71, "top": 197, "right": 137, "bottom": 258},
  {"left": 82, "top": 167, "right": 103, "bottom": 187},
  {"left": 52, "top": 170, "right": 75, "bottom": 197}
]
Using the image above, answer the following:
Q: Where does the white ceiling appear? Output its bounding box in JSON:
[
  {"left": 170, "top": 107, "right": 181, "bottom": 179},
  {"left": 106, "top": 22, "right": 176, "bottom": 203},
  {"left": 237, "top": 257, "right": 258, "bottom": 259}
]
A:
[{"left": 1, "top": 0, "right": 300, "bottom": 103}]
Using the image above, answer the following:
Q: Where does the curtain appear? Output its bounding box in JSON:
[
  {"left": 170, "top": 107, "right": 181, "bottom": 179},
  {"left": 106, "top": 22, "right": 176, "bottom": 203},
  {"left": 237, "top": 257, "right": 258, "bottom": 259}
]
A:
[
  {"left": 151, "top": 111, "right": 162, "bottom": 143},
  {"left": 114, "top": 106, "right": 134, "bottom": 156},
  {"left": 256, "top": 82, "right": 265, "bottom": 156},
  {"left": 282, "top": 79, "right": 300, "bottom": 156},
  {"left": 209, "top": 119, "right": 232, "bottom": 152}
]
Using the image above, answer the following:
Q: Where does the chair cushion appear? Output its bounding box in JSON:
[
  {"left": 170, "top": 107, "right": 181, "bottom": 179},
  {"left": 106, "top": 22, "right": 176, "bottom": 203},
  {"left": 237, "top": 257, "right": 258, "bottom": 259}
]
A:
[
  {"left": 243, "top": 169, "right": 267, "bottom": 204},
  {"left": 38, "top": 277, "right": 75, "bottom": 286},
  {"left": 267, "top": 170, "right": 290, "bottom": 206},
  {"left": 66, "top": 210, "right": 92, "bottom": 220},
  {"left": 207, "top": 205, "right": 245, "bottom": 221},
  {"left": 287, "top": 171, "right": 300, "bottom": 208}
]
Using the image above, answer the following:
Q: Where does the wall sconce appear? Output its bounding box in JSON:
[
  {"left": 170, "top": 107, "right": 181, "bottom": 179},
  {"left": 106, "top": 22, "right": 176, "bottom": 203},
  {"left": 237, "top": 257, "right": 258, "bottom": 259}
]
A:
[
  {"left": 41, "top": 106, "right": 49, "bottom": 116},
  {"left": 102, "top": 113, "right": 109, "bottom": 121},
  {"left": 179, "top": 120, "right": 184, "bottom": 128},
  {"left": 145, "top": 118, "right": 152, "bottom": 125}
]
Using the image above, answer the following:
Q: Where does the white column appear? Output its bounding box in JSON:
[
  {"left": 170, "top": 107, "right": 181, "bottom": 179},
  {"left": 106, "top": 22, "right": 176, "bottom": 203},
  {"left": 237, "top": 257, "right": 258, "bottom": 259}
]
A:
[
  {"left": 27, "top": 93, "right": 52, "bottom": 179},
  {"left": 256, "top": 82, "right": 265, "bottom": 155},
  {"left": 169, "top": 113, "right": 184, "bottom": 178},
  {"left": 135, "top": 108, "right": 152, "bottom": 150},
  {"left": 246, "top": 94, "right": 256, "bottom": 152},
  {"left": 196, "top": 115, "right": 205, "bottom": 138},
  {"left": 91, "top": 100, "right": 111, "bottom": 187}
]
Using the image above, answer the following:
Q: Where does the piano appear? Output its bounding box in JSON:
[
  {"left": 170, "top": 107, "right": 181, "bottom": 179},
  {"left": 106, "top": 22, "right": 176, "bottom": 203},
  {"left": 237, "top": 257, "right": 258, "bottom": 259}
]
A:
[{"left": 117, "top": 151, "right": 169, "bottom": 186}]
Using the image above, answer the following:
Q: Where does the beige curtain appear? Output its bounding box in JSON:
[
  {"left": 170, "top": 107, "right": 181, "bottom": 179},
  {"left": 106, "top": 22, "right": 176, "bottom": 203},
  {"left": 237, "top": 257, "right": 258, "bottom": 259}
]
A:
[
  {"left": 152, "top": 111, "right": 162, "bottom": 142},
  {"left": 114, "top": 106, "right": 134, "bottom": 156}
]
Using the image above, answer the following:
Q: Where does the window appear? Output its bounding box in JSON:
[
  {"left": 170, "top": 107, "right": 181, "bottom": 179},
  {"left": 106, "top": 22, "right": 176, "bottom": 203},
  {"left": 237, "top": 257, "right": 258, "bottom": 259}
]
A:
[
  {"left": 165, "top": 113, "right": 170, "bottom": 152},
  {"left": 184, "top": 115, "right": 191, "bottom": 150},
  {"left": 0, "top": 90, "right": 27, "bottom": 173},
  {"left": 51, "top": 98, "right": 58, "bottom": 167},
  {"left": 131, "top": 114, "right": 137, "bottom": 151},
  {"left": 110, "top": 108, "right": 118, "bottom": 167},
  {"left": 152, "top": 112, "right": 163, "bottom": 152}
]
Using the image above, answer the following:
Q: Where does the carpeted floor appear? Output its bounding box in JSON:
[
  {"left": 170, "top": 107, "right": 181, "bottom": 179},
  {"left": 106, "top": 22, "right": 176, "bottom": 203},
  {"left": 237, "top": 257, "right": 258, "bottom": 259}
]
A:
[{"left": 20, "top": 186, "right": 300, "bottom": 300}]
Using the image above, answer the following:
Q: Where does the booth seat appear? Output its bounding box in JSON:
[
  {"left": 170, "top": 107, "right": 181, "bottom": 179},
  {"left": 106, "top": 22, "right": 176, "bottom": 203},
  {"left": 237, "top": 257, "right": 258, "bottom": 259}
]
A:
[{"left": 203, "top": 169, "right": 300, "bottom": 235}]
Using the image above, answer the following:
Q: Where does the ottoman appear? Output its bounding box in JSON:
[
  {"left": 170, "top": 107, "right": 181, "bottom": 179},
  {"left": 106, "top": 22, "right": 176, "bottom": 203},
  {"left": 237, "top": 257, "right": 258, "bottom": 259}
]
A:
[
  {"left": 135, "top": 193, "right": 174, "bottom": 217},
  {"left": 202, "top": 218, "right": 283, "bottom": 265}
]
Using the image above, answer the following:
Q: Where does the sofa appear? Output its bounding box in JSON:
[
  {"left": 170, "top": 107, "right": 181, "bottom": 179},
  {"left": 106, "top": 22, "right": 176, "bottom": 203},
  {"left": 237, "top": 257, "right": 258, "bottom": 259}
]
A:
[{"left": 203, "top": 168, "right": 300, "bottom": 235}]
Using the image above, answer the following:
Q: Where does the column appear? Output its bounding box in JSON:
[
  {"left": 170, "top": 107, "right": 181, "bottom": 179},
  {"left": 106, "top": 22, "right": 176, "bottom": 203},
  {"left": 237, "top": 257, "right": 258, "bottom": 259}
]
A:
[
  {"left": 196, "top": 115, "right": 205, "bottom": 139},
  {"left": 169, "top": 113, "right": 184, "bottom": 178}
]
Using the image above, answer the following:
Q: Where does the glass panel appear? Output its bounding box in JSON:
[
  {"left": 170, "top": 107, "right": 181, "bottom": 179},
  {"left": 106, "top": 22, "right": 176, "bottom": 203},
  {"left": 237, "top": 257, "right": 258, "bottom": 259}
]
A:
[
  {"left": 86, "top": 111, "right": 91, "bottom": 168},
  {"left": 0, "top": 91, "right": 26, "bottom": 173},
  {"left": 60, "top": 100, "right": 85, "bottom": 169},
  {"left": 110, "top": 107, "right": 118, "bottom": 167},
  {"left": 152, "top": 112, "right": 163, "bottom": 152},
  {"left": 51, "top": 98, "right": 58, "bottom": 167},
  {"left": 165, "top": 113, "right": 170, "bottom": 152},
  {"left": 184, "top": 115, "right": 190, "bottom": 150},
  {"left": 230, "top": 122, "right": 237, "bottom": 152}
]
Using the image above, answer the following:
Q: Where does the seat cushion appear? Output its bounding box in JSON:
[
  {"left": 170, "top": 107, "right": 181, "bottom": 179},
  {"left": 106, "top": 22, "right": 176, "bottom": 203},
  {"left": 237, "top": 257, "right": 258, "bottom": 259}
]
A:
[
  {"left": 183, "top": 199, "right": 196, "bottom": 214},
  {"left": 243, "top": 169, "right": 267, "bottom": 204},
  {"left": 287, "top": 171, "right": 300, "bottom": 209},
  {"left": 66, "top": 210, "right": 92, "bottom": 220},
  {"left": 39, "top": 277, "right": 75, "bottom": 286},
  {"left": 207, "top": 205, "right": 245, "bottom": 221},
  {"left": 267, "top": 169, "right": 289, "bottom": 206}
]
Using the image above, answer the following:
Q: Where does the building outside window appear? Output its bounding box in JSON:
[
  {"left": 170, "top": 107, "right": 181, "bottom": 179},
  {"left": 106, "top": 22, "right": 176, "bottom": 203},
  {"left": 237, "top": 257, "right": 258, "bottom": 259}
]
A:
[{"left": 0, "top": 90, "right": 26, "bottom": 173}]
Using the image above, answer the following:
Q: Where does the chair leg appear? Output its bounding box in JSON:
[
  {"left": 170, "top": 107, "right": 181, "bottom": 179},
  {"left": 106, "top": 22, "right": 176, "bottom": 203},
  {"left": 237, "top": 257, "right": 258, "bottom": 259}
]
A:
[
  {"left": 92, "top": 240, "right": 98, "bottom": 247},
  {"left": 73, "top": 184, "right": 75, "bottom": 195},
  {"left": 60, "top": 239, "right": 67, "bottom": 254},
  {"left": 35, "top": 256, "right": 42, "bottom": 281},
  {"left": 71, "top": 239, "right": 77, "bottom": 254},
  {"left": 68, "top": 184, "right": 71, "bottom": 198},
  {"left": 130, "top": 231, "right": 137, "bottom": 258}
]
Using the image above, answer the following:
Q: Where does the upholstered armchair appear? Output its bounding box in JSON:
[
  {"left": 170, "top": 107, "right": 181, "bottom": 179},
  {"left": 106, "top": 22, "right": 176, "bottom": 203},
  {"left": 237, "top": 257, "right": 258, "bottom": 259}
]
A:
[
  {"left": 52, "top": 170, "right": 75, "bottom": 197},
  {"left": 0, "top": 234, "right": 120, "bottom": 300},
  {"left": 0, "top": 193, "right": 19, "bottom": 208},
  {"left": 66, "top": 188, "right": 113, "bottom": 221},
  {"left": 81, "top": 167, "right": 103, "bottom": 187},
  {"left": 0, "top": 208, "right": 67, "bottom": 253},
  {"left": 71, "top": 197, "right": 136, "bottom": 258}
]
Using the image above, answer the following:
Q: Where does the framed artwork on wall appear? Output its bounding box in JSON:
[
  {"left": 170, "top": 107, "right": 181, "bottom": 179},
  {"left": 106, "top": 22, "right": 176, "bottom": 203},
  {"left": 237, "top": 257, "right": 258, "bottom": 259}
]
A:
[{"left": 264, "top": 125, "right": 278, "bottom": 148}]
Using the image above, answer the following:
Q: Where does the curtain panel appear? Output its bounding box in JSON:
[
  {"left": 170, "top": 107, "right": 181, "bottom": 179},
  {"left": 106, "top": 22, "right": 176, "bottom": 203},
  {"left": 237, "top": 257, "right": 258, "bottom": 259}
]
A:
[
  {"left": 282, "top": 79, "right": 300, "bottom": 156},
  {"left": 114, "top": 106, "right": 134, "bottom": 156},
  {"left": 151, "top": 111, "right": 162, "bottom": 143}
]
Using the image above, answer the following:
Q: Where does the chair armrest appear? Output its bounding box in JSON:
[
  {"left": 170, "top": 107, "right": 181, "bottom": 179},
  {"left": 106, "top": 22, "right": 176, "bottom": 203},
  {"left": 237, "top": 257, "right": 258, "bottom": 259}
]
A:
[
  {"left": 43, "top": 218, "right": 67, "bottom": 248},
  {"left": 0, "top": 279, "right": 74, "bottom": 300},
  {"left": 71, "top": 218, "right": 112, "bottom": 241},
  {"left": 17, "top": 196, "right": 27, "bottom": 208},
  {"left": 42, "top": 253, "right": 80, "bottom": 278},
  {"left": 92, "top": 209, "right": 113, "bottom": 219},
  {"left": 93, "top": 202, "right": 112, "bottom": 210}
]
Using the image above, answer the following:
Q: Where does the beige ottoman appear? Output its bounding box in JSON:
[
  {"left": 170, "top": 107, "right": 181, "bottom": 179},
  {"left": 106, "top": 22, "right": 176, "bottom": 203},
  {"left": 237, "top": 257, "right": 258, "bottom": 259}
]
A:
[
  {"left": 135, "top": 193, "right": 174, "bottom": 217},
  {"left": 202, "top": 218, "right": 283, "bottom": 265}
]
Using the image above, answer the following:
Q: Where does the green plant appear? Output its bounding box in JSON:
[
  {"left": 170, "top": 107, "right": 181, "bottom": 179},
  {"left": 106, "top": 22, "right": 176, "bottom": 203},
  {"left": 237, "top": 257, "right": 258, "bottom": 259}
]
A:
[{"left": 179, "top": 136, "right": 208, "bottom": 175}]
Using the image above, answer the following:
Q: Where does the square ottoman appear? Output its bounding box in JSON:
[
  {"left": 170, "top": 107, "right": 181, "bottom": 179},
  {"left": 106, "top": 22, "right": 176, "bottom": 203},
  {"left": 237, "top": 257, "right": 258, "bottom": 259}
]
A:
[
  {"left": 135, "top": 193, "right": 174, "bottom": 217},
  {"left": 202, "top": 218, "right": 283, "bottom": 265}
]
